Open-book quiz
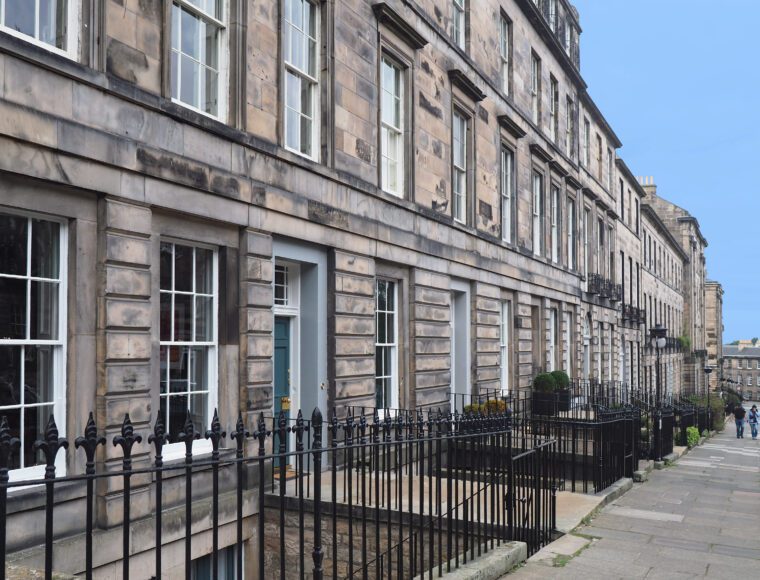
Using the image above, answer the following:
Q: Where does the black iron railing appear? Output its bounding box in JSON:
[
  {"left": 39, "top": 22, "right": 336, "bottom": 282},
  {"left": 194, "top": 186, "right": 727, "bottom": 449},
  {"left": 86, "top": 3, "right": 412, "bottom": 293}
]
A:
[{"left": 0, "top": 407, "right": 558, "bottom": 579}]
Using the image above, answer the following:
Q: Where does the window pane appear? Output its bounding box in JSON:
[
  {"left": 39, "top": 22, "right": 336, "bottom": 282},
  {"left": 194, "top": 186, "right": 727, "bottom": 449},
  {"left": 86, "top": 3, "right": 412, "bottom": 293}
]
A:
[
  {"left": 300, "top": 115, "right": 313, "bottom": 157},
  {"left": 24, "top": 406, "right": 52, "bottom": 467},
  {"left": 189, "top": 392, "right": 208, "bottom": 428},
  {"left": 0, "top": 277, "right": 27, "bottom": 340},
  {"left": 195, "top": 296, "right": 213, "bottom": 341},
  {"left": 0, "top": 345, "right": 22, "bottom": 408},
  {"left": 24, "top": 345, "right": 54, "bottom": 405},
  {"left": 166, "top": 393, "right": 189, "bottom": 440},
  {"left": 195, "top": 248, "right": 213, "bottom": 294},
  {"left": 181, "top": 9, "right": 200, "bottom": 59},
  {"left": 174, "top": 245, "right": 193, "bottom": 292},
  {"left": 190, "top": 346, "right": 209, "bottom": 392},
  {"left": 39, "top": 0, "right": 68, "bottom": 49},
  {"left": 30, "top": 281, "right": 59, "bottom": 340},
  {"left": 31, "top": 219, "right": 60, "bottom": 279},
  {"left": 180, "top": 55, "right": 201, "bottom": 109},
  {"left": 160, "top": 345, "right": 169, "bottom": 394},
  {"left": 289, "top": 26, "right": 305, "bottom": 71},
  {"left": 386, "top": 282, "right": 395, "bottom": 311},
  {"left": 5, "top": 0, "right": 35, "bottom": 37},
  {"left": 160, "top": 293, "right": 172, "bottom": 342},
  {"left": 203, "top": 66, "right": 218, "bottom": 115},
  {"left": 171, "top": 50, "right": 180, "bottom": 101},
  {"left": 377, "top": 311, "right": 386, "bottom": 344},
  {"left": 160, "top": 243, "right": 173, "bottom": 290},
  {"left": 174, "top": 294, "right": 193, "bottom": 341},
  {"left": 169, "top": 346, "right": 190, "bottom": 392},
  {"left": 0, "top": 213, "right": 28, "bottom": 276}
]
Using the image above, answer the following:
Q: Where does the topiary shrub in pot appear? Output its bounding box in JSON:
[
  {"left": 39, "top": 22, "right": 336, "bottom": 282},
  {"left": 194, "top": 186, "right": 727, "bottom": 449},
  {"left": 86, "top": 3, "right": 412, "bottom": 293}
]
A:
[
  {"left": 549, "top": 370, "right": 572, "bottom": 412},
  {"left": 532, "top": 373, "right": 558, "bottom": 416}
]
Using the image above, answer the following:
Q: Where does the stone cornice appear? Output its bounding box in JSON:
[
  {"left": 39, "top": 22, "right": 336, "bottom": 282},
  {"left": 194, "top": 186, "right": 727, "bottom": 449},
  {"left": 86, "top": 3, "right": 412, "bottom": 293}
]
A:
[
  {"left": 565, "top": 175, "right": 582, "bottom": 190},
  {"left": 448, "top": 69, "right": 486, "bottom": 102},
  {"left": 549, "top": 160, "right": 569, "bottom": 178},
  {"left": 497, "top": 114, "right": 527, "bottom": 139},
  {"left": 529, "top": 143, "right": 553, "bottom": 163},
  {"left": 372, "top": 3, "right": 428, "bottom": 50}
]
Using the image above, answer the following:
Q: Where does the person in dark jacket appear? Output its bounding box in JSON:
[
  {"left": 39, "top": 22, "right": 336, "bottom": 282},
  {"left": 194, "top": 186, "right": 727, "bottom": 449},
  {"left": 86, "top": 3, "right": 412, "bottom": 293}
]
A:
[{"left": 734, "top": 404, "right": 746, "bottom": 439}]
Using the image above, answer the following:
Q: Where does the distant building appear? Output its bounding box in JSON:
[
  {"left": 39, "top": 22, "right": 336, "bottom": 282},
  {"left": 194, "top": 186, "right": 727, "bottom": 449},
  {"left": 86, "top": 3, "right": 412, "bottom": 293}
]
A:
[
  {"left": 705, "top": 281, "right": 724, "bottom": 379},
  {"left": 640, "top": 202, "right": 687, "bottom": 396},
  {"left": 722, "top": 344, "right": 760, "bottom": 400},
  {"left": 641, "top": 179, "right": 709, "bottom": 395}
]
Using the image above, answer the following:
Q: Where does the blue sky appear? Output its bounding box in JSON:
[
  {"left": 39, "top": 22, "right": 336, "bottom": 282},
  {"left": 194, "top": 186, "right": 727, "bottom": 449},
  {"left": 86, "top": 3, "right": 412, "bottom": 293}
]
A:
[{"left": 573, "top": 0, "right": 758, "bottom": 343}]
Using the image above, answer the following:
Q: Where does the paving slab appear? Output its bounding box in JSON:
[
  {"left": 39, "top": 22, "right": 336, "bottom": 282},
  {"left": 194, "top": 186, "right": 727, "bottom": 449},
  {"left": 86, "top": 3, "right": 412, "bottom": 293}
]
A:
[{"left": 503, "top": 422, "right": 760, "bottom": 578}]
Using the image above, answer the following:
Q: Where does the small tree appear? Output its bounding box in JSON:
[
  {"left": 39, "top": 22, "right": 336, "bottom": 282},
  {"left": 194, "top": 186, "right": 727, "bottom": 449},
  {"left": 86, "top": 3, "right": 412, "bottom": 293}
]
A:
[
  {"left": 550, "top": 370, "right": 570, "bottom": 390},
  {"left": 533, "top": 373, "right": 557, "bottom": 393}
]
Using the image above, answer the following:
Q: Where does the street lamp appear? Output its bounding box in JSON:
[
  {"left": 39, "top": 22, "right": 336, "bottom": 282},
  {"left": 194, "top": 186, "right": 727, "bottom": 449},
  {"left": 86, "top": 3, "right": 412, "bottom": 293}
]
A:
[
  {"left": 649, "top": 324, "right": 667, "bottom": 461},
  {"left": 704, "top": 366, "right": 713, "bottom": 432}
]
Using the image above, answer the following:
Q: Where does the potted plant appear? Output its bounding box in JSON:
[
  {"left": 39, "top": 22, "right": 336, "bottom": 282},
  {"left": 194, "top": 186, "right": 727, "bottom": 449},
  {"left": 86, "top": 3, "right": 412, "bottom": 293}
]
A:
[
  {"left": 532, "top": 373, "right": 558, "bottom": 416},
  {"left": 550, "top": 370, "right": 572, "bottom": 412}
]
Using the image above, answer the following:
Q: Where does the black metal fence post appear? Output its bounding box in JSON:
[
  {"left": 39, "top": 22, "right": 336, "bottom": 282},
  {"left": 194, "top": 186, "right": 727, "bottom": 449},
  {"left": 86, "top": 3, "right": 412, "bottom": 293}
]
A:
[
  {"left": 311, "top": 408, "right": 324, "bottom": 580},
  {"left": 0, "top": 417, "right": 20, "bottom": 580},
  {"left": 254, "top": 412, "right": 268, "bottom": 580},
  {"left": 178, "top": 414, "right": 199, "bottom": 580},
  {"left": 229, "top": 413, "right": 248, "bottom": 580},
  {"left": 36, "top": 415, "right": 68, "bottom": 580},
  {"left": 205, "top": 410, "right": 226, "bottom": 580},
  {"left": 148, "top": 416, "right": 168, "bottom": 580},
  {"left": 113, "top": 414, "right": 141, "bottom": 580},
  {"left": 74, "top": 413, "right": 105, "bottom": 580}
]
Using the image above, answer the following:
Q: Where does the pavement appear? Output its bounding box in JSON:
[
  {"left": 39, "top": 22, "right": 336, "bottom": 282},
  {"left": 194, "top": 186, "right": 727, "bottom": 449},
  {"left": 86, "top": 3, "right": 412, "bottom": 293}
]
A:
[{"left": 505, "top": 419, "right": 760, "bottom": 579}]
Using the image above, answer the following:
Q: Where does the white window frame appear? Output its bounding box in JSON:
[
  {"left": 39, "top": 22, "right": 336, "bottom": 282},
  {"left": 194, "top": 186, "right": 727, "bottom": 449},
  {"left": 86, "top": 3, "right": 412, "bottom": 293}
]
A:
[
  {"left": 583, "top": 207, "right": 590, "bottom": 276},
  {"left": 532, "top": 171, "right": 543, "bottom": 256},
  {"left": 564, "top": 21, "right": 571, "bottom": 55},
  {"left": 283, "top": 0, "right": 320, "bottom": 160},
  {"left": 499, "top": 15, "right": 510, "bottom": 96},
  {"left": 452, "top": 109, "right": 468, "bottom": 224},
  {"left": 500, "top": 301, "right": 511, "bottom": 395},
  {"left": 380, "top": 55, "right": 405, "bottom": 197},
  {"left": 582, "top": 118, "right": 590, "bottom": 166},
  {"left": 565, "top": 96, "right": 574, "bottom": 157},
  {"left": 501, "top": 146, "right": 514, "bottom": 243},
  {"left": 375, "top": 279, "right": 399, "bottom": 412},
  {"left": 548, "top": 308, "right": 558, "bottom": 372},
  {"left": 159, "top": 240, "right": 219, "bottom": 462},
  {"left": 550, "top": 185, "right": 559, "bottom": 263},
  {"left": 607, "top": 147, "right": 614, "bottom": 191},
  {"left": 0, "top": 0, "right": 80, "bottom": 59},
  {"left": 453, "top": 0, "right": 465, "bottom": 50},
  {"left": 531, "top": 53, "right": 541, "bottom": 125},
  {"left": 562, "top": 310, "right": 572, "bottom": 375},
  {"left": 0, "top": 210, "right": 68, "bottom": 483},
  {"left": 548, "top": 0, "right": 557, "bottom": 32},
  {"left": 170, "top": 0, "right": 229, "bottom": 120},
  {"left": 567, "top": 197, "right": 576, "bottom": 270},
  {"left": 549, "top": 77, "right": 558, "bottom": 142}
]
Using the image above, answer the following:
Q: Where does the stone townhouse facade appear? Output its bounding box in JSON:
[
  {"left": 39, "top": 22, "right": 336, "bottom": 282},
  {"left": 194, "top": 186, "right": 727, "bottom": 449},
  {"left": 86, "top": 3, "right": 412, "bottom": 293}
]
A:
[
  {"left": 642, "top": 181, "right": 709, "bottom": 395},
  {"left": 722, "top": 345, "right": 760, "bottom": 401},
  {"left": 640, "top": 202, "right": 686, "bottom": 397},
  {"left": 705, "top": 280, "right": 724, "bottom": 379},
  {"left": 0, "top": 0, "right": 717, "bottom": 576}
]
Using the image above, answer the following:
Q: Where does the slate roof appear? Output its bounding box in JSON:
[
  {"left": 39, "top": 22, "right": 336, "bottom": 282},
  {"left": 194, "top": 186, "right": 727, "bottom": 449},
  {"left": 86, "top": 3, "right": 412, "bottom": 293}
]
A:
[{"left": 723, "top": 345, "right": 760, "bottom": 357}]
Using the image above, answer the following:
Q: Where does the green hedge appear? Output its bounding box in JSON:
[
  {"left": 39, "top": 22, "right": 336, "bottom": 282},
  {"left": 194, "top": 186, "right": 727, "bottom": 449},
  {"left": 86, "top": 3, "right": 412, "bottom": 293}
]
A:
[{"left": 686, "top": 426, "right": 700, "bottom": 448}]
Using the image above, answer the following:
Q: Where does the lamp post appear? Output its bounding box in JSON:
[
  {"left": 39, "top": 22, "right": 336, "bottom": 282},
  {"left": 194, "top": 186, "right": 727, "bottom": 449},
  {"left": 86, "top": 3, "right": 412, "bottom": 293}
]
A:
[
  {"left": 704, "top": 366, "right": 713, "bottom": 432},
  {"left": 649, "top": 324, "right": 667, "bottom": 461}
]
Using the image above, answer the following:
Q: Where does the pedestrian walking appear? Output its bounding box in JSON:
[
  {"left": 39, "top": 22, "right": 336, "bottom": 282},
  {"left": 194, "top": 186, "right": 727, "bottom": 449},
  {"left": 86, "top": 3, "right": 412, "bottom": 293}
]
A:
[
  {"left": 748, "top": 405, "right": 759, "bottom": 440},
  {"left": 734, "top": 404, "right": 746, "bottom": 439}
]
